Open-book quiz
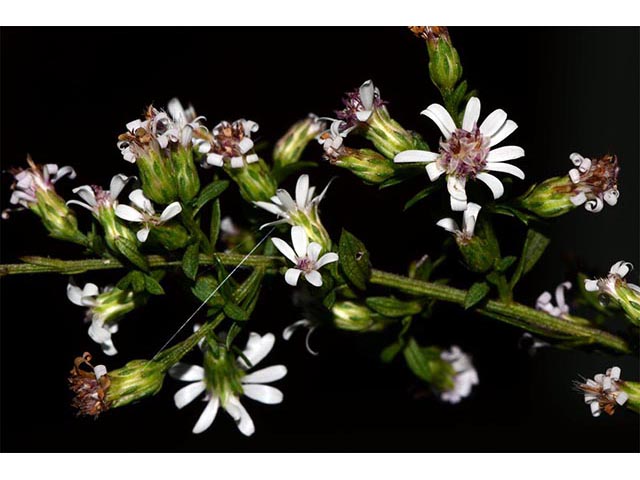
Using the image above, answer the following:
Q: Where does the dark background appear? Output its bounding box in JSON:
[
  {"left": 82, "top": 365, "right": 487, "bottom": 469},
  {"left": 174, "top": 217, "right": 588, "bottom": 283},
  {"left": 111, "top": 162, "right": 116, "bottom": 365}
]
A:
[{"left": 1, "top": 27, "right": 638, "bottom": 452}]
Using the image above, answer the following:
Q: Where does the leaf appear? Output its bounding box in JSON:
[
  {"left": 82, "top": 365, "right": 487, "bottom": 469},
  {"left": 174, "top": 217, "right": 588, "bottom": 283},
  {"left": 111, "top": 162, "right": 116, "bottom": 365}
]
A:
[
  {"left": 223, "top": 302, "right": 249, "bottom": 321},
  {"left": 114, "top": 237, "right": 149, "bottom": 271},
  {"left": 191, "top": 276, "right": 225, "bottom": 307},
  {"left": 117, "top": 271, "right": 146, "bottom": 292},
  {"left": 209, "top": 199, "right": 221, "bottom": 247},
  {"left": 510, "top": 229, "right": 550, "bottom": 288},
  {"left": 182, "top": 243, "right": 200, "bottom": 280},
  {"left": 464, "top": 282, "right": 490, "bottom": 309},
  {"left": 338, "top": 229, "right": 371, "bottom": 290},
  {"left": 403, "top": 184, "right": 439, "bottom": 211},
  {"left": 143, "top": 274, "right": 165, "bottom": 295},
  {"left": 226, "top": 323, "right": 243, "bottom": 349},
  {"left": 403, "top": 338, "right": 440, "bottom": 383},
  {"left": 272, "top": 161, "right": 317, "bottom": 184},
  {"left": 365, "top": 296, "right": 422, "bottom": 317},
  {"left": 193, "top": 180, "right": 229, "bottom": 214},
  {"left": 494, "top": 256, "right": 517, "bottom": 273},
  {"left": 381, "top": 342, "right": 404, "bottom": 363},
  {"left": 323, "top": 290, "right": 337, "bottom": 310}
]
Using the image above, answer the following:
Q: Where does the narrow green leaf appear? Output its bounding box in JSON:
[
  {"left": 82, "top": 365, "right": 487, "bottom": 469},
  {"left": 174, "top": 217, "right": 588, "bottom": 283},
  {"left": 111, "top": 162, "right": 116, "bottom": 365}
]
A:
[
  {"left": 209, "top": 199, "right": 221, "bottom": 247},
  {"left": 143, "top": 274, "right": 165, "bottom": 295},
  {"left": 226, "top": 323, "right": 243, "bottom": 349},
  {"left": 403, "top": 338, "right": 439, "bottom": 382},
  {"left": 224, "top": 302, "right": 249, "bottom": 321},
  {"left": 403, "top": 184, "right": 439, "bottom": 211},
  {"left": 114, "top": 237, "right": 149, "bottom": 271},
  {"left": 182, "top": 243, "right": 200, "bottom": 280},
  {"left": 366, "top": 296, "right": 422, "bottom": 317},
  {"left": 117, "top": 271, "right": 146, "bottom": 292},
  {"left": 464, "top": 282, "right": 490, "bottom": 309},
  {"left": 338, "top": 229, "right": 371, "bottom": 290},
  {"left": 193, "top": 180, "right": 229, "bottom": 214},
  {"left": 510, "top": 229, "right": 550, "bottom": 288},
  {"left": 494, "top": 256, "right": 517, "bottom": 272},
  {"left": 192, "top": 275, "right": 224, "bottom": 307},
  {"left": 381, "top": 341, "right": 404, "bottom": 363}
]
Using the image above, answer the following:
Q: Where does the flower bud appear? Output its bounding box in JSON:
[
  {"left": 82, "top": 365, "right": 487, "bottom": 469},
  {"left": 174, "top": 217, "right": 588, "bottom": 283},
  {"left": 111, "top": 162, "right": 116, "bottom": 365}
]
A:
[
  {"left": 148, "top": 223, "right": 190, "bottom": 250},
  {"left": 517, "top": 176, "right": 578, "bottom": 218},
  {"left": 329, "top": 147, "right": 395, "bottom": 184},
  {"left": 412, "top": 26, "right": 463, "bottom": 92},
  {"left": 224, "top": 158, "right": 278, "bottom": 203},
  {"left": 331, "top": 301, "right": 391, "bottom": 332},
  {"left": 273, "top": 114, "right": 327, "bottom": 169},
  {"left": 172, "top": 146, "right": 201, "bottom": 203}
]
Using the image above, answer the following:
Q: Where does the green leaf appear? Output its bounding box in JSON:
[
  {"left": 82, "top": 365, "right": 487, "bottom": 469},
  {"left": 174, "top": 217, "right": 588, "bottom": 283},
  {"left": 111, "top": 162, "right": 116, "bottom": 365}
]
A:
[
  {"left": 403, "top": 338, "right": 440, "bottom": 383},
  {"left": 338, "top": 229, "right": 371, "bottom": 290},
  {"left": 193, "top": 180, "right": 229, "bottom": 214},
  {"left": 494, "top": 256, "right": 517, "bottom": 272},
  {"left": 182, "top": 243, "right": 200, "bottom": 280},
  {"left": 464, "top": 282, "right": 490, "bottom": 309},
  {"left": 192, "top": 276, "right": 225, "bottom": 307},
  {"left": 323, "top": 290, "right": 337, "bottom": 310},
  {"left": 209, "top": 199, "right": 221, "bottom": 247},
  {"left": 226, "top": 323, "right": 243, "bottom": 349},
  {"left": 365, "top": 296, "right": 421, "bottom": 317},
  {"left": 143, "top": 274, "right": 165, "bottom": 295},
  {"left": 223, "top": 302, "right": 249, "bottom": 321},
  {"left": 403, "top": 184, "right": 439, "bottom": 211},
  {"left": 272, "top": 161, "right": 317, "bottom": 184},
  {"left": 381, "top": 341, "right": 404, "bottom": 363},
  {"left": 117, "top": 270, "right": 146, "bottom": 292},
  {"left": 510, "top": 229, "right": 550, "bottom": 288},
  {"left": 114, "top": 237, "right": 149, "bottom": 271}
]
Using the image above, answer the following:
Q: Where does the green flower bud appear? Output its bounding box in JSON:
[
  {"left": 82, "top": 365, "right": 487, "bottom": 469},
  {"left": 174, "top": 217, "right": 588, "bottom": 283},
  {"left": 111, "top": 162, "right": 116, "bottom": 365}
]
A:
[
  {"left": 148, "top": 223, "right": 190, "bottom": 250},
  {"left": 619, "top": 381, "right": 640, "bottom": 414},
  {"left": 332, "top": 301, "right": 391, "bottom": 332},
  {"left": 273, "top": 114, "right": 327, "bottom": 169},
  {"left": 412, "top": 26, "right": 463, "bottom": 92},
  {"left": 331, "top": 147, "right": 396, "bottom": 184},
  {"left": 172, "top": 146, "right": 201, "bottom": 203},
  {"left": 224, "top": 158, "right": 278, "bottom": 203},
  {"left": 134, "top": 149, "right": 180, "bottom": 205},
  {"left": 518, "top": 176, "right": 578, "bottom": 218}
]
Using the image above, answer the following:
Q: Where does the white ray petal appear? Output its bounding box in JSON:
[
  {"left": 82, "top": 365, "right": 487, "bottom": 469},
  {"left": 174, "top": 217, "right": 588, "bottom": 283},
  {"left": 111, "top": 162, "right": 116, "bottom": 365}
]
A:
[
  {"left": 462, "top": 97, "right": 481, "bottom": 131},
  {"left": 393, "top": 150, "right": 439, "bottom": 164},
  {"left": 291, "top": 226, "right": 308, "bottom": 258},
  {"left": 489, "top": 120, "right": 518, "bottom": 147},
  {"left": 315, "top": 252, "right": 339, "bottom": 268},
  {"left": 115, "top": 205, "right": 145, "bottom": 222},
  {"left": 72, "top": 185, "right": 97, "bottom": 207},
  {"left": 436, "top": 218, "right": 459, "bottom": 234},
  {"left": 67, "top": 284, "right": 86, "bottom": 306},
  {"left": 174, "top": 381, "right": 206, "bottom": 409},
  {"left": 254, "top": 201, "right": 284, "bottom": 216},
  {"left": 584, "top": 279, "right": 599, "bottom": 292},
  {"left": 484, "top": 162, "right": 525, "bottom": 179},
  {"left": 206, "top": 153, "right": 224, "bottom": 167},
  {"left": 230, "top": 156, "right": 244, "bottom": 168},
  {"left": 242, "top": 384, "right": 284, "bottom": 405},
  {"left": 479, "top": 109, "right": 507, "bottom": 137},
  {"left": 462, "top": 203, "right": 481, "bottom": 236},
  {"left": 486, "top": 146, "right": 525, "bottom": 163},
  {"left": 239, "top": 332, "right": 275, "bottom": 369},
  {"left": 160, "top": 202, "right": 182, "bottom": 222},
  {"left": 227, "top": 397, "right": 255, "bottom": 437},
  {"left": 136, "top": 228, "right": 150, "bottom": 242},
  {"left": 271, "top": 237, "right": 297, "bottom": 264},
  {"left": 169, "top": 363, "right": 205, "bottom": 382},
  {"left": 476, "top": 172, "right": 505, "bottom": 199},
  {"left": 242, "top": 365, "right": 288, "bottom": 384},
  {"left": 307, "top": 242, "right": 322, "bottom": 262},
  {"left": 109, "top": 174, "right": 130, "bottom": 200},
  {"left": 426, "top": 162, "right": 445, "bottom": 181},
  {"left": 359, "top": 79, "right": 375, "bottom": 110},
  {"left": 295, "top": 175, "right": 310, "bottom": 209},
  {"left": 304, "top": 270, "right": 323, "bottom": 287},
  {"left": 192, "top": 395, "right": 220, "bottom": 434},
  {"left": 421, "top": 103, "right": 457, "bottom": 139},
  {"left": 285, "top": 268, "right": 303, "bottom": 286},
  {"left": 129, "top": 189, "right": 153, "bottom": 213}
]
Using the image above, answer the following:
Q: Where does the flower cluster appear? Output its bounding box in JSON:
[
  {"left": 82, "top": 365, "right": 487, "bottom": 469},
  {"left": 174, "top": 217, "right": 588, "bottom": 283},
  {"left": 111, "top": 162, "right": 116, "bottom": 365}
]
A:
[
  {"left": 439, "top": 346, "right": 479, "bottom": 404},
  {"left": 567, "top": 153, "right": 619, "bottom": 213},
  {"left": 196, "top": 119, "right": 259, "bottom": 169},
  {"left": 536, "top": 282, "right": 572, "bottom": 319},
  {"left": 576, "top": 366, "right": 628, "bottom": 417}
]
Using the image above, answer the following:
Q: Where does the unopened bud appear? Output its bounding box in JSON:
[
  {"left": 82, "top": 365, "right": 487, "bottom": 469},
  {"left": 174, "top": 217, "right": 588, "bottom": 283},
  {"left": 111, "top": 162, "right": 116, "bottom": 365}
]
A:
[
  {"left": 273, "top": 114, "right": 327, "bottom": 169},
  {"left": 332, "top": 301, "right": 391, "bottom": 332}
]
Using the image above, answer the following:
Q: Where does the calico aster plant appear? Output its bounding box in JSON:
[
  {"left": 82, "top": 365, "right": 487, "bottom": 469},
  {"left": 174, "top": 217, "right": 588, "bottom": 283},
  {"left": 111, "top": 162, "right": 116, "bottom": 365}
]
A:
[{"left": 1, "top": 27, "right": 639, "bottom": 437}]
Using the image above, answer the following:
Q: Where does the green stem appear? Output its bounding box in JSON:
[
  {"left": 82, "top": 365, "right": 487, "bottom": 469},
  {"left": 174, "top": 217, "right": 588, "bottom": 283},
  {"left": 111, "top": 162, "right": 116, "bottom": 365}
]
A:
[{"left": 369, "top": 269, "right": 630, "bottom": 354}]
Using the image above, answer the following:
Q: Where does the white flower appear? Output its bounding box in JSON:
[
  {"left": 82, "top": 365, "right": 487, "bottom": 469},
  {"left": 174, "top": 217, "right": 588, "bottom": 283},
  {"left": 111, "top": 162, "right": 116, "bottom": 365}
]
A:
[
  {"left": 282, "top": 319, "right": 319, "bottom": 356},
  {"left": 271, "top": 226, "right": 338, "bottom": 287},
  {"left": 317, "top": 119, "right": 351, "bottom": 160},
  {"left": 336, "top": 79, "right": 383, "bottom": 125},
  {"left": 585, "top": 261, "right": 640, "bottom": 297},
  {"left": 394, "top": 97, "right": 525, "bottom": 211},
  {"left": 67, "top": 174, "right": 131, "bottom": 213},
  {"left": 576, "top": 366, "right": 628, "bottom": 417},
  {"left": 9, "top": 159, "right": 76, "bottom": 208},
  {"left": 67, "top": 282, "right": 119, "bottom": 356},
  {"left": 536, "top": 281, "right": 572, "bottom": 319},
  {"left": 567, "top": 153, "right": 619, "bottom": 213},
  {"left": 196, "top": 119, "right": 259, "bottom": 169},
  {"left": 436, "top": 202, "right": 481, "bottom": 242},
  {"left": 114, "top": 189, "right": 182, "bottom": 242},
  {"left": 440, "top": 346, "right": 479, "bottom": 404},
  {"left": 253, "top": 174, "right": 331, "bottom": 229},
  {"left": 169, "top": 332, "right": 287, "bottom": 436}
]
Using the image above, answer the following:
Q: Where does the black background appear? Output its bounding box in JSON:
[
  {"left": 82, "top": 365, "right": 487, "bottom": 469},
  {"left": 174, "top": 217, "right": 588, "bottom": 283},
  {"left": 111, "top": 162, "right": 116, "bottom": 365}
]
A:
[{"left": 1, "top": 27, "right": 638, "bottom": 452}]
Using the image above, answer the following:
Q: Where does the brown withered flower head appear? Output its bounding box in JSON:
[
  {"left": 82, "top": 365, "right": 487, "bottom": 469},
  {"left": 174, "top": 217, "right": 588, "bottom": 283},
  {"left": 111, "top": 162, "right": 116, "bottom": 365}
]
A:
[
  {"left": 408, "top": 26, "right": 450, "bottom": 43},
  {"left": 68, "top": 352, "right": 111, "bottom": 417}
]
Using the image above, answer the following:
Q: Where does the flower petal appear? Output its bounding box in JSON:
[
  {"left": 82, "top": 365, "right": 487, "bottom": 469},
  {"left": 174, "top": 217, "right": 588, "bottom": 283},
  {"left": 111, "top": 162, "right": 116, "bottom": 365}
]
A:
[
  {"left": 304, "top": 270, "right": 323, "bottom": 287},
  {"left": 109, "top": 174, "right": 130, "bottom": 200},
  {"left": 271, "top": 237, "right": 297, "bottom": 264},
  {"left": 315, "top": 252, "right": 339, "bottom": 268},
  {"left": 282, "top": 319, "right": 312, "bottom": 341},
  {"left": 462, "top": 97, "right": 481, "bottom": 131},
  {"left": 72, "top": 185, "right": 97, "bottom": 207},
  {"left": 284, "top": 268, "right": 303, "bottom": 286},
  {"left": 490, "top": 120, "right": 518, "bottom": 147},
  {"left": 291, "top": 226, "right": 308, "bottom": 258},
  {"left": 479, "top": 109, "right": 507, "bottom": 137},
  {"left": 394, "top": 150, "right": 439, "bottom": 164},
  {"left": 295, "top": 174, "right": 310, "bottom": 210},
  {"left": 436, "top": 218, "right": 459, "bottom": 234},
  {"left": 610, "top": 261, "right": 632, "bottom": 278},
  {"left": 486, "top": 145, "right": 525, "bottom": 163},
  {"left": 206, "top": 153, "right": 224, "bottom": 167},
  {"left": 462, "top": 202, "right": 481, "bottom": 236},
  {"left": 160, "top": 202, "right": 182, "bottom": 222},
  {"left": 137, "top": 227, "right": 150, "bottom": 243},
  {"left": 239, "top": 332, "right": 275, "bottom": 369},
  {"left": 129, "top": 189, "right": 153, "bottom": 213},
  {"left": 307, "top": 242, "right": 322, "bottom": 262},
  {"left": 115, "top": 204, "right": 145, "bottom": 222},
  {"left": 174, "top": 381, "right": 206, "bottom": 409},
  {"left": 426, "top": 162, "right": 445, "bottom": 181},
  {"left": 169, "top": 363, "right": 205, "bottom": 382},
  {"left": 242, "top": 384, "right": 284, "bottom": 405},
  {"left": 192, "top": 395, "right": 220, "bottom": 434},
  {"left": 254, "top": 201, "right": 284, "bottom": 216},
  {"left": 421, "top": 103, "right": 456, "bottom": 139},
  {"left": 226, "top": 397, "right": 255, "bottom": 437},
  {"left": 476, "top": 172, "right": 504, "bottom": 199},
  {"left": 230, "top": 156, "right": 244, "bottom": 168},
  {"left": 359, "top": 79, "right": 375, "bottom": 110},
  {"left": 67, "top": 284, "right": 86, "bottom": 306},
  {"left": 484, "top": 162, "right": 525, "bottom": 180},
  {"left": 242, "top": 365, "right": 288, "bottom": 384},
  {"left": 584, "top": 279, "right": 599, "bottom": 292},
  {"left": 237, "top": 137, "right": 254, "bottom": 154}
]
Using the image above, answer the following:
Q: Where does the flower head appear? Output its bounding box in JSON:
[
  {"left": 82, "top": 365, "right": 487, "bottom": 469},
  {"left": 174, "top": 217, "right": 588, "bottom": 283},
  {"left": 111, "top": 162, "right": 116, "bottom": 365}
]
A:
[
  {"left": 576, "top": 366, "right": 628, "bottom": 417},
  {"left": 536, "top": 281, "right": 572, "bottom": 319},
  {"left": 318, "top": 119, "right": 350, "bottom": 161},
  {"left": 115, "top": 189, "right": 182, "bottom": 242},
  {"left": 567, "top": 153, "right": 619, "bottom": 213},
  {"left": 395, "top": 97, "right": 524, "bottom": 210},
  {"left": 170, "top": 332, "right": 287, "bottom": 436},
  {"left": 271, "top": 226, "right": 338, "bottom": 287},
  {"left": 408, "top": 26, "right": 450, "bottom": 44},
  {"left": 67, "top": 174, "right": 131, "bottom": 213},
  {"left": 196, "top": 119, "right": 259, "bottom": 169},
  {"left": 436, "top": 202, "right": 481, "bottom": 244},
  {"left": 439, "top": 346, "right": 479, "bottom": 404},
  {"left": 7, "top": 157, "right": 76, "bottom": 209},
  {"left": 584, "top": 261, "right": 640, "bottom": 325},
  {"left": 336, "top": 79, "right": 385, "bottom": 127},
  {"left": 68, "top": 352, "right": 110, "bottom": 416}
]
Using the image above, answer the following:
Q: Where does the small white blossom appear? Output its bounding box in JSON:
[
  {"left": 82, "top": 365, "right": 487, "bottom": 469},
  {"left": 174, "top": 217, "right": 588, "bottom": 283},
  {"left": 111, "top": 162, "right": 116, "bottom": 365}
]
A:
[
  {"left": 9, "top": 159, "right": 76, "bottom": 208},
  {"left": 115, "top": 189, "right": 182, "bottom": 242},
  {"left": 271, "top": 226, "right": 338, "bottom": 287},
  {"left": 567, "top": 152, "right": 619, "bottom": 213},
  {"left": 536, "top": 281, "right": 572, "bottom": 319},
  {"left": 440, "top": 346, "right": 479, "bottom": 404},
  {"left": 170, "top": 332, "right": 287, "bottom": 436},
  {"left": 585, "top": 261, "right": 640, "bottom": 297},
  {"left": 196, "top": 119, "right": 259, "bottom": 169},
  {"left": 336, "top": 79, "right": 384, "bottom": 126},
  {"left": 436, "top": 202, "right": 481, "bottom": 242},
  {"left": 67, "top": 174, "right": 132, "bottom": 213},
  {"left": 317, "top": 119, "right": 351, "bottom": 160},
  {"left": 577, "top": 366, "right": 628, "bottom": 417},
  {"left": 395, "top": 97, "right": 524, "bottom": 211}
]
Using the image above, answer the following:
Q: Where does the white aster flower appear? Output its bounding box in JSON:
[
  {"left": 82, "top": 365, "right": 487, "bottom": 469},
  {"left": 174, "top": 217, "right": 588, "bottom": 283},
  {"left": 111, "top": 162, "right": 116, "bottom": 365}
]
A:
[
  {"left": 436, "top": 202, "right": 481, "bottom": 242},
  {"left": 282, "top": 319, "right": 319, "bottom": 356},
  {"left": 195, "top": 118, "right": 259, "bottom": 169},
  {"left": 585, "top": 261, "right": 640, "bottom": 298},
  {"left": 8, "top": 157, "right": 76, "bottom": 208},
  {"left": 336, "top": 79, "right": 384, "bottom": 126},
  {"left": 394, "top": 97, "right": 525, "bottom": 211},
  {"left": 440, "top": 346, "right": 479, "bottom": 404},
  {"left": 317, "top": 119, "right": 352, "bottom": 160},
  {"left": 567, "top": 153, "right": 619, "bottom": 213},
  {"left": 536, "top": 281, "right": 572, "bottom": 319},
  {"left": 271, "top": 226, "right": 339, "bottom": 287},
  {"left": 67, "top": 174, "right": 131, "bottom": 213},
  {"left": 576, "top": 366, "right": 628, "bottom": 417},
  {"left": 114, "top": 189, "right": 182, "bottom": 242},
  {"left": 169, "top": 332, "right": 287, "bottom": 436}
]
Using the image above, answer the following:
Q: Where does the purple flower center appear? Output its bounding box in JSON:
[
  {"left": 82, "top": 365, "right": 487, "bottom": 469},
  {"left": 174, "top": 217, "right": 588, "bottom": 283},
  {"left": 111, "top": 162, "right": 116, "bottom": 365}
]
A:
[
  {"left": 296, "top": 257, "right": 315, "bottom": 273},
  {"left": 438, "top": 127, "right": 490, "bottom": 178}
]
